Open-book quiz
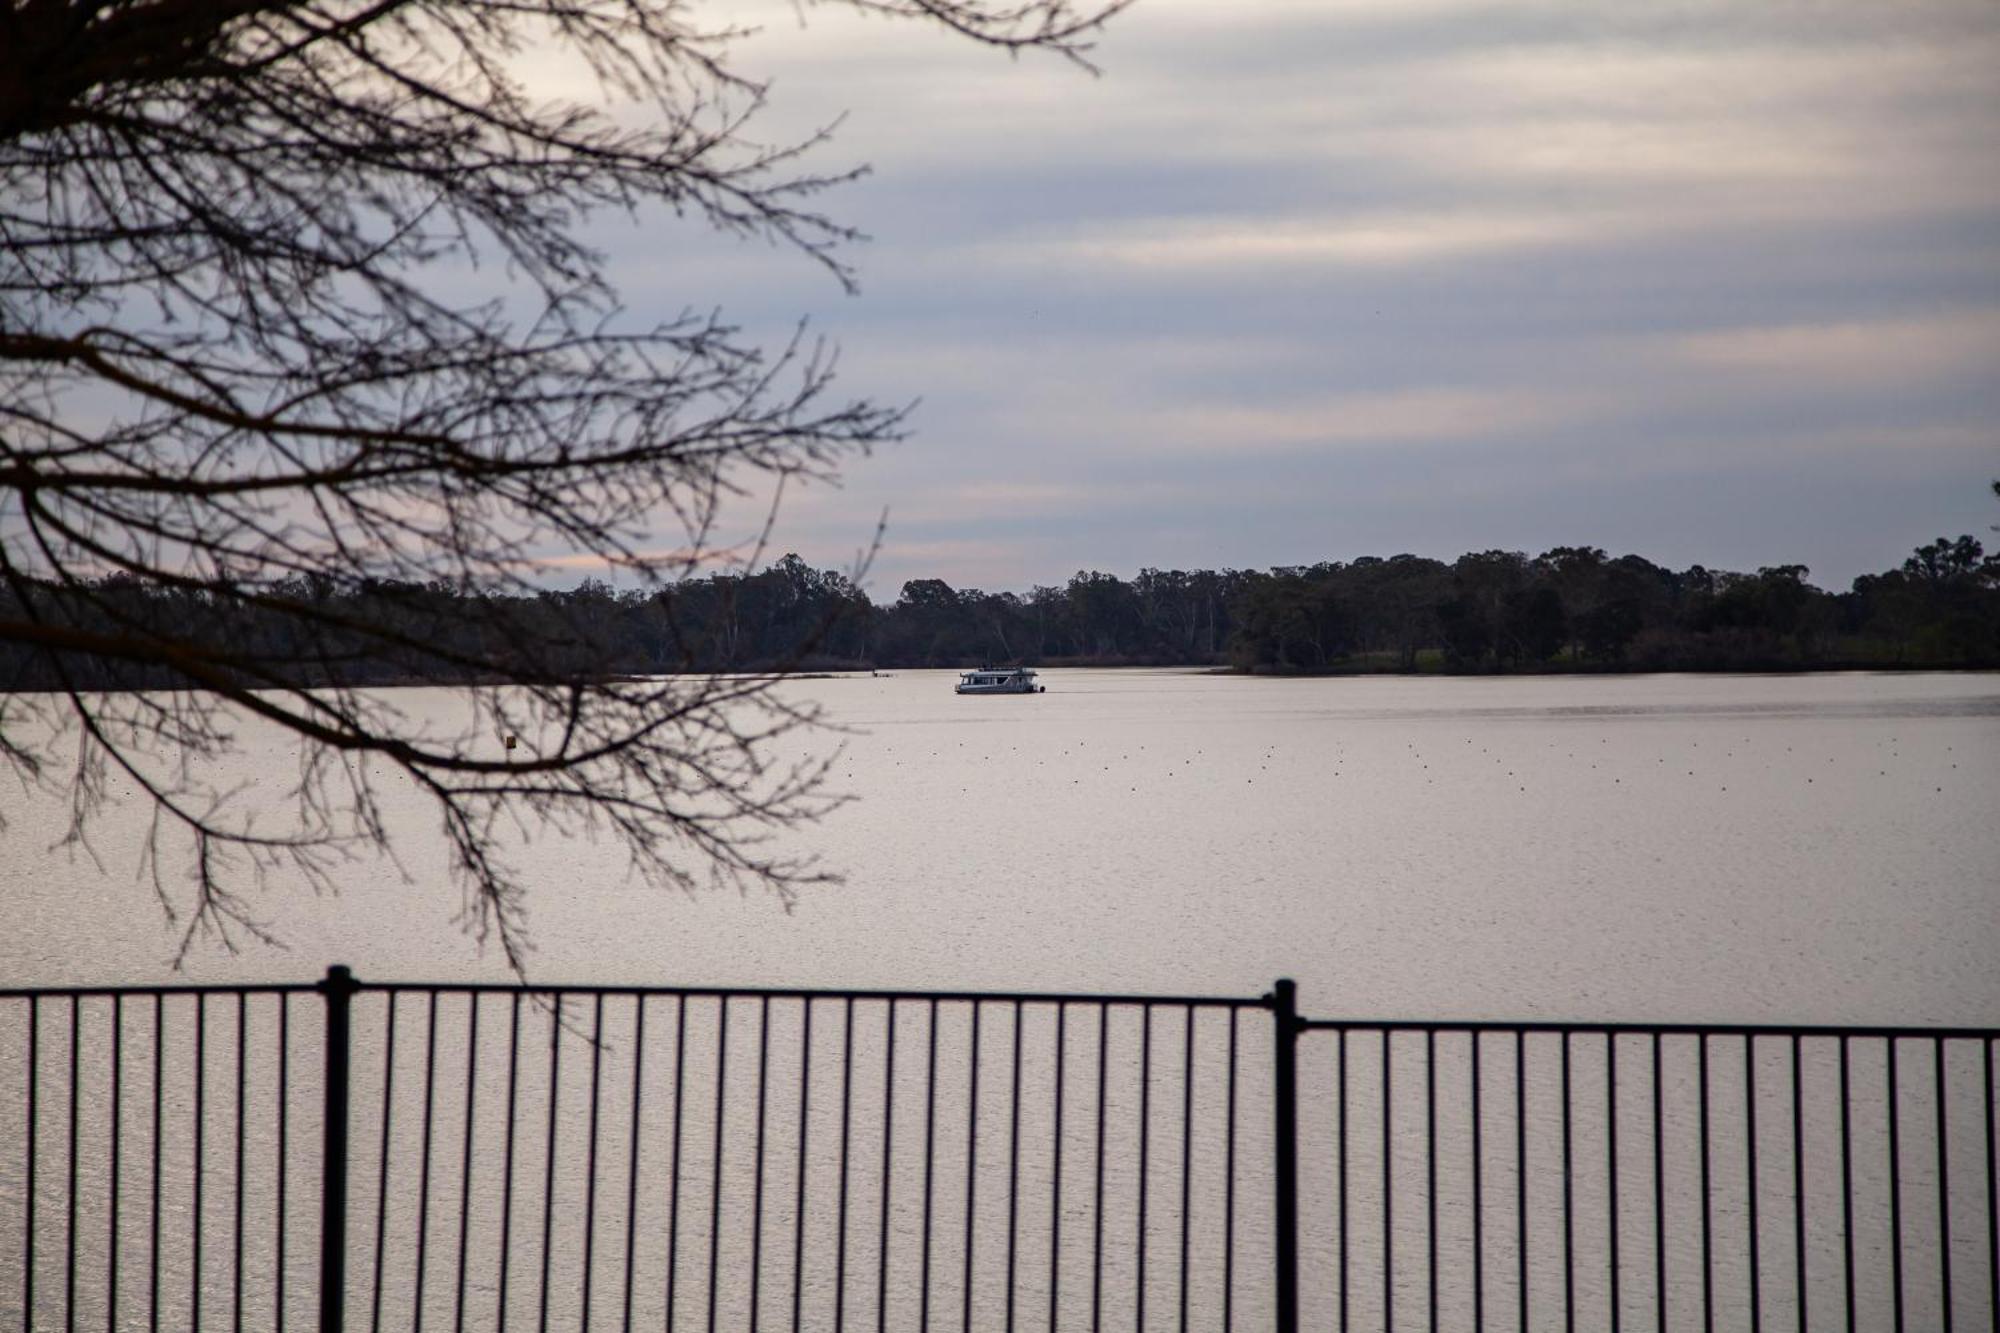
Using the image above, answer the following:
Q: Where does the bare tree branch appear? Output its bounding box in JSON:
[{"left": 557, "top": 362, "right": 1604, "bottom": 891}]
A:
[{"left": 1, "top": 0, "right": 1123, "bottom": 967}]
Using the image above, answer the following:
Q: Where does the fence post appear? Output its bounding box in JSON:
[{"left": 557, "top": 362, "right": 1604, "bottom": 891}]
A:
[
  {"left": 1272, "top": 978, "right": 1300, "bottom": 1333},
  {"left": 318, "top": 965, "right": 357, "bottom": 1333}
]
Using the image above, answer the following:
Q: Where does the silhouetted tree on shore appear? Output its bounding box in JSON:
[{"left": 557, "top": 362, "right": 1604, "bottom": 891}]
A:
[{"left": 13, "top": 531, "right": 1992, "bottom": 698}]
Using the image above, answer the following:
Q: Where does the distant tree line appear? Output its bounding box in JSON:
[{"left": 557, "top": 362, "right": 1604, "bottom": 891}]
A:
[{"left": 4, "top": 531, "right": 1998, "bottom": 690}]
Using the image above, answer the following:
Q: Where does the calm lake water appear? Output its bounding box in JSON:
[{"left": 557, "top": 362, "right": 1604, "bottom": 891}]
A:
[
  {"left": 1, "top": 671, "right": 1996, "bottom": 1331},
  {"left": 3, "top": 669, "right": 1997, "bottom": 1022}
]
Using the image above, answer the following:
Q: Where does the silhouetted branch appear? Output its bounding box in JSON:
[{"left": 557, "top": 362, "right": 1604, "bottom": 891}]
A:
[{"left": 0, "top": 0, "right": 1121, "bottom": 966}]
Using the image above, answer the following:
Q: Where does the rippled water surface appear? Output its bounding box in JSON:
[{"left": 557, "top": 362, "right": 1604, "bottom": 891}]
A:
[{"left": 5, "top": 669, "right": 1995, "bottom": 1023}]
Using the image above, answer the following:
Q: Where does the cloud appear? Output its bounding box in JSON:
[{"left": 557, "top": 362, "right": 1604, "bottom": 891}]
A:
[
  {"left": 918, "top": 480, "right": 1092, "bottom": 515},
  {"left": 553, "top": 0, "right": 2000, "bottom": 594},
  {"left": 868, "top": 537, "right": 1047, "bottom": 590},
  {"left": 526, "top": 546, "right": 739, "bottom": 576},
  {"left": 1670, "top": 309, "right": 2000, "bottom": 389},
  {"left": 1134, "top": 387, "right": 1601, "bottom": 456},
  {"left": 1002, "top": 212, "right": 1609, "bottom": 273}
]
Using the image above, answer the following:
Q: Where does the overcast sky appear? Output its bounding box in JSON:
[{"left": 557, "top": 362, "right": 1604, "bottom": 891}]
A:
[{"left": 575, "top": 0, "right": 2000, "bottom": 596}]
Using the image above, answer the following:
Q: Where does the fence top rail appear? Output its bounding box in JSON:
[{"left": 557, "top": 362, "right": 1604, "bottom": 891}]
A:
[
  {"left": 0, "top": 974, "right": 1273, "bottom": 1008},
  {"left": 355, "top": 979, "right": 1277, "bottom": 1008},
  {"left": 1299, "top": 1017, "right": 2000, "bottom": 1041},
  {"left": 2, "top": 973, "right": 1989, "bottom": 1040},
  {"left": 0, "top": 981, "right": 323, "bottom": 1000}
]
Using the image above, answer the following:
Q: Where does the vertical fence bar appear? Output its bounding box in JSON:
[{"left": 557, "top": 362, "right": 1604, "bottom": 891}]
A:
[
  {"left": 1178, "top": 1005, "right": 1195, "bottom": 1333},
  {"left": 319, "top": 966, "right": 357, "bottom": 1333},
  {"left": 1700, "top": 1034, "right": 1713, "bottom": 1333},
  {"left": 705, "top": 998, "right": 729, "bottom": 1333},
  {"left": 1222, "top": 1009, "right": 1236, "bottom": 1333},
  {"left": 111, "top": 995, "right": 124, "bottom": 1329},
  {"left": 792, "top": 1000, "right": 813, "bottom": 1333},
  {"left": 1471, "top": 1032, "right": 1484, "bottom": 1333},
  {"left": 1337, "top": 1029, "right": 1347, "bottom": 1333},
  {"left": 1839, "top": 1036, "right": 1854, "bottom": 1333},
  {"left": 1793, "top": 1036, "right": 1806, "bottom": 1333},
  {"left": 22, "top": 997, "right": 33, "bottom": 1333},
  {"left": 1559, "top": 1032, "right": 1573, "bottom": 1333},
  {"left": 1986, "top": 1039, "right": 1996, "bottom": 1332},
  {"left": 1427, "top": 1029, "right": 1437, "bottom": 1333},
  {"left": 235, "top": 994, "right": 249, "bottom": 1333},
  {"left": 1934, "top": 1037, "right": 1951, "bottom": 1333},
  {"left": 1091, "top": 1005, "right": 1108, "bottom": 1333},
  {"left": 1050, "top": 1003, "right": 1068, "bottom": 1333},
  {"left": 151, "top": 995, "right": 163, "bottom": 1333},
  {"left": 280, "top": 995, "right": 293, "bottom": 1333},
  {"left": 1136, "top": 1005, "right": 1150, "bottom": 1333},
  {"left": 1517, "top": 1030, "right": 1528, "bottom": 1333},
  {"left": 371, "top": 992, "right": 397, "bottom": 1333},
  {"left": 582, "top": 994, "right": 606, "bottom": 1333},
  {"left": 539, "top": 995, "right": 562, "bottom": 1333},
  {"left": 832, "top": 996, "right": 856, "bottom": 1333},
  {"left": 668, "top": 995, "right": 688, "bottom": 1333},
  {"left": 749, "top": 998, "right": 770, "bottom": 1333},
  {"left": 1007, "top": 1003, "right": 1024, "bottom": 1333},
  {"left": 1383, "top": 1030, "right": 1393, "bottom": 1333},
  {"left": 454, "top": 997, "right": 479, "bottom": 1333},
  {"left": 497, "top": 994, "right": 522, "bottom": 1333},
  {"left": 1271, "top": 981, "right": 1299, "bottom": 1333},
  {"left": 1607, "top": 1034, "right": 1620, "bottom": 1333},
  {"left": 1888, "top": 1038, "right": 1904, "bottom": 1333},
  {"left": 1654, "top": 1034, "right": 1665, "bottom": 1333},
  {"left": 195, "top": 993, "right": 207, "bottom": 1332},
  {"left": 920, "top": 999, "right": 939, "bottom": 1333},
  {"left": 834, "top": 998, "right": 854, "bottom": 1333},
  {"left": 1747, "top": 1036, "right": 1762, "bottom": 1333},
  {"left": 66, "top": 995, "right": 79, "bottom": 1333},
  {"left": 966, "top": 1003, "right": 983, "bottom": 1333},
  {"left": 621, "top": 997, "right": 645, "bottom": 1333},
  {"left": 877, "top": 1001, "right": 898, "bottom": 1333},
  {"left": 414, "top": 993, "right": 439, "bottom": 1333}
]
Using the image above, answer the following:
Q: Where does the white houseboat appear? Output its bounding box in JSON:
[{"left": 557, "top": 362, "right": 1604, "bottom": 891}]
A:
[{"left": 954, "top": 666, "right": 1044, "bottom": 695}]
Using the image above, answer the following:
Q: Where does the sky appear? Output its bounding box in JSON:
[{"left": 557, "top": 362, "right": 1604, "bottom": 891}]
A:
[{"left": 572, "top": 0, "right": 2000, "bottom": 597}]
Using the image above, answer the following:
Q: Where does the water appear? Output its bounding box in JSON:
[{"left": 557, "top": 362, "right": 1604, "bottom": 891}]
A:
[
  {"left": 1, "top": 670, "right": 1996, "bottom": 1330},
  {"left": 3, "top": 669, "right": 1997, "bottom": 1023}
]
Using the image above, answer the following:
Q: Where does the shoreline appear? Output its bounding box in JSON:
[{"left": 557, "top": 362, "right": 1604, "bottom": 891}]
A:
[{"left": 6, "top": 660, "right": 1998, "bottom": 698}]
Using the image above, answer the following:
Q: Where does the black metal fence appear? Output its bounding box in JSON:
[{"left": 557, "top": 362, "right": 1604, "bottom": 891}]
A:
[
  {"left": 1290, "top": 1020, "right": 2000, "bottom": 1333},
  {"left": 1, "top": 971, "right": 1994, "bottom": 1332}
]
